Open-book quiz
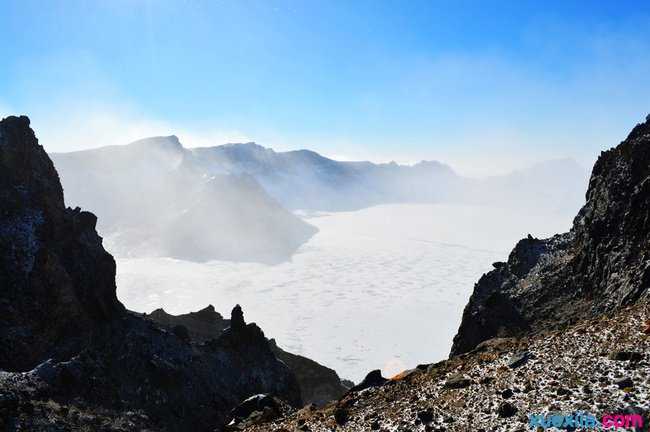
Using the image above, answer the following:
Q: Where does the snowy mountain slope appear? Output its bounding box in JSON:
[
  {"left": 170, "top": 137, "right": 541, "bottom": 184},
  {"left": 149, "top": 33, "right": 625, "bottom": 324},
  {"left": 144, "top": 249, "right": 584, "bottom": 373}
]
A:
[
  {"left": 190, "top": 143, "right": 463, "bottom": 210},
  {"left": 51, "top": 136, "right": 317, "bottom": 263},
  {"left": 188, "top": 142, "right": 587, "bottom": 215}
]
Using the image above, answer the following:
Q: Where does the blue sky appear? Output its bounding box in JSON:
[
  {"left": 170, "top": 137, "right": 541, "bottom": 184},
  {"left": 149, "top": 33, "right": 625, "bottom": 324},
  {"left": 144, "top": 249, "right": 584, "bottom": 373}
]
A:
[{"left": 1, "top": 0, "right": 649, "bottom": 175}]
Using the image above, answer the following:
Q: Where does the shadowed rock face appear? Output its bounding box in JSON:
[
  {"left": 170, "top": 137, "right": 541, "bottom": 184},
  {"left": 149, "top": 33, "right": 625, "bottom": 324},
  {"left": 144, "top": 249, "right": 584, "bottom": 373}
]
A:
[
  {"left": 0, "top": 116, "right": 301, "bottom": 431},
  {"left": 147, "top": 306, "right": 350, "bottom": 406},
  {"left": 451, "top": 116, "right": 650, "bottom": 356},
  {"left": 267, "top": 339, "right": 350, "bottom": 406},
  {"left": 0, "top": 115, "right": 123, "bottom": 371}
]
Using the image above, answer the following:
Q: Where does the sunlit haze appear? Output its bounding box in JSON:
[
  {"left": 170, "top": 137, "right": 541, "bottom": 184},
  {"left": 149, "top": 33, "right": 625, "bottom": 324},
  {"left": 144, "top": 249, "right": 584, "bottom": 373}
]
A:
[{"left": 2, "top": 1, "right": 650, "bottom": 175}]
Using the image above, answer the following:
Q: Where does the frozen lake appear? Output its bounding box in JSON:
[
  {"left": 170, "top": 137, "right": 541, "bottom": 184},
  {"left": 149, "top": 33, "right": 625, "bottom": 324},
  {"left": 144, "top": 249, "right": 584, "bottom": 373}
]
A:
[{"left": 115, "top": 203, "right": 574, "bottom": 381}]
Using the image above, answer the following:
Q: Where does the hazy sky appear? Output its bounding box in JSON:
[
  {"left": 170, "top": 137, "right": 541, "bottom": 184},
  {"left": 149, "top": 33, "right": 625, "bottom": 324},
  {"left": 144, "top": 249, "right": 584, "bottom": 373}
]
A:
[{"left": 1, "top": 0, "right": 649, "bottom": 175}]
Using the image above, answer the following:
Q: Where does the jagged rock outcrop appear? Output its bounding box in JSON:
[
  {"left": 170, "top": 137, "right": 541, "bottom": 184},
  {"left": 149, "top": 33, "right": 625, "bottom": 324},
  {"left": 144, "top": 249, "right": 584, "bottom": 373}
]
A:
[
  {"left": 147, "top": 305, "right": 351, "bottom": 406},
  {"left": 148, "top": 304, "right": 229, "bottom": 341},
  {"left": 0, "top": 115, "right": 123, "bottom": 371},
  {"left": 451, "top": 115, "right": 650, "bottom": 356},
  {"left": 226, "top": 393, "right": 295, "bottom": 430},
  {"left": 0, "top": 116, "right": 301, "bottom": 431}
]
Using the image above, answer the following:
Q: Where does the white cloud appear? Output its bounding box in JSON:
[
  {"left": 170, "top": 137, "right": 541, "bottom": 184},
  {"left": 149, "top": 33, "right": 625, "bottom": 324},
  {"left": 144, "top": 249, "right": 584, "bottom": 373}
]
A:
[{"left": 177, "top": 129, "right": 253, "bottom": 149}]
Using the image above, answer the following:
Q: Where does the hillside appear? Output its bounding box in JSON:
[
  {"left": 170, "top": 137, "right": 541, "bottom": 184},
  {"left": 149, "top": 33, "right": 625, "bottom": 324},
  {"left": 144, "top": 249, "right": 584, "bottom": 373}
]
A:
[{"left": 240, "top": 304, "right": 649, "bottom": 431}]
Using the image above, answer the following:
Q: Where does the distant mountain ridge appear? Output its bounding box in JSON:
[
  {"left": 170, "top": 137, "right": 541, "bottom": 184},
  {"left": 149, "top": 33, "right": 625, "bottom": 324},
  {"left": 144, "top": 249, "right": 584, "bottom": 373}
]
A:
[
  {"left": 53, "top": 138, "right": 588, "bottom": 209},
  {"left": 188, "top": 141, "right": 461, "bottom": 211},
  {"left": 51, "top": 136, "right": 588, "bottom": 262},
  {"left": 186, "top": 140, "right": 586, "bottom": 213}
]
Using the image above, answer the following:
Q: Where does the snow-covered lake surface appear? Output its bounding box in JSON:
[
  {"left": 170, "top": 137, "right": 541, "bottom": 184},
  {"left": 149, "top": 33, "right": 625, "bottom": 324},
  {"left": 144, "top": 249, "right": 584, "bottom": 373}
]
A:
[{"left": 115, "top": 203, "right": 574, "bottom": 382}]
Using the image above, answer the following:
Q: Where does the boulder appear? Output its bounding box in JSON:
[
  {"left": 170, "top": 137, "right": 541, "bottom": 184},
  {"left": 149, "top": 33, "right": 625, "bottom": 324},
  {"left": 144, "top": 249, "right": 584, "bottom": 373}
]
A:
[
  {"left": 444, "top": 374, "right": 473, "bottom": 389},
  {"left": 497, "top": 401, "right": 518, "bottom": 418},
  {"left": 349, "top": 370, "right": 388, "bottom": 393},
  {"left": 507, "top": 351, "right": 534, "bottom": 369}
]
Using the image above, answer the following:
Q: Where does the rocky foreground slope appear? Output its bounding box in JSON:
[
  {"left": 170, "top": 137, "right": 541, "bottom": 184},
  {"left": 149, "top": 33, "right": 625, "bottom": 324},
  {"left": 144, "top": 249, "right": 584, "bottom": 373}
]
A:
[
  {"left": 237, "top": 117, "right": 650, "bottom": 431},
  {"left": 0, "top": 116, "right": 303, "bottom": 431},
  {"left": 241, "top": 304, "right": 649, "bottom": 431}
]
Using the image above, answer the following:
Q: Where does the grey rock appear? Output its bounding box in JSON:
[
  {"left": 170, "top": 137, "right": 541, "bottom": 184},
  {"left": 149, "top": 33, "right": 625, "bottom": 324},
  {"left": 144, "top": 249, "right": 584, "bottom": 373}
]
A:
[
  {"left": 615, "top": 377, "right": 634, "bottom": 389},
  {"left": 349, "top": 370, "right": 388, "bottom": 393},
  {"left": 497, "top": 402, "right": 518, "bottom": 418},
  {"left": 416, "top": 408, "right": 434, "bottom": 424},
  {"left": 507, "top": 351, "right": 534, "bottom": 369},
  {"left": 444, "top": 374, "right": 473, "bottom": 389},
  {"left": 229, "top": 394, "right": 285, "bottom": 426},
  {"left": 334, "top": 406, "right": 349, "bottom": 425},
  {"left": 609, "top": 351, "right": 643, "bottom": 362}
]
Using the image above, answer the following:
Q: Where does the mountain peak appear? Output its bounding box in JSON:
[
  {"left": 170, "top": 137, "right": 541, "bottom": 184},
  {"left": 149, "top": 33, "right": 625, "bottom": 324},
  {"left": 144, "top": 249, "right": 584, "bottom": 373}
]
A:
[
  {"left": 413, "top": 159, "right": 456, "bottom": 175},
  {"left": 219, "top": 141, "right": 275, "bottom": 154},
  {"left": 129, "top": 134, "right": 184, "bottom": 151}
]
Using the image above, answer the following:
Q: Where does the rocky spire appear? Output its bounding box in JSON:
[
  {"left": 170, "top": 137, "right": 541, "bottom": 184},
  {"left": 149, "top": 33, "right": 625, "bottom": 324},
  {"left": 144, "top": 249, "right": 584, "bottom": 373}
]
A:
[{"left": 231, "top": 304, "right": 246, "bottom": 330}]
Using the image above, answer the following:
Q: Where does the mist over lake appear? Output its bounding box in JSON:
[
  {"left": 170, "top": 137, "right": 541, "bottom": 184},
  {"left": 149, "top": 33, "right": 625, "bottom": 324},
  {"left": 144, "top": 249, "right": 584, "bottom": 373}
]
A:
[{"left": 115, "top": 202, "right": 573, "bottom": 381}]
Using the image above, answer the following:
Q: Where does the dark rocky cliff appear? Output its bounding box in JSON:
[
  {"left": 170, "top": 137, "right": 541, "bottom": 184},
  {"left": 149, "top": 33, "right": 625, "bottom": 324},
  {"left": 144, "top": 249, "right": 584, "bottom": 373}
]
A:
[
  {"left": 451, "top": 115, "right": 650, "bottom": 356},
  {"left": 0, "top": 115, "right": 123, "bottom": 371},
  {"left": 0, "top": 116, "right": 301, "bottom": 431}
]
